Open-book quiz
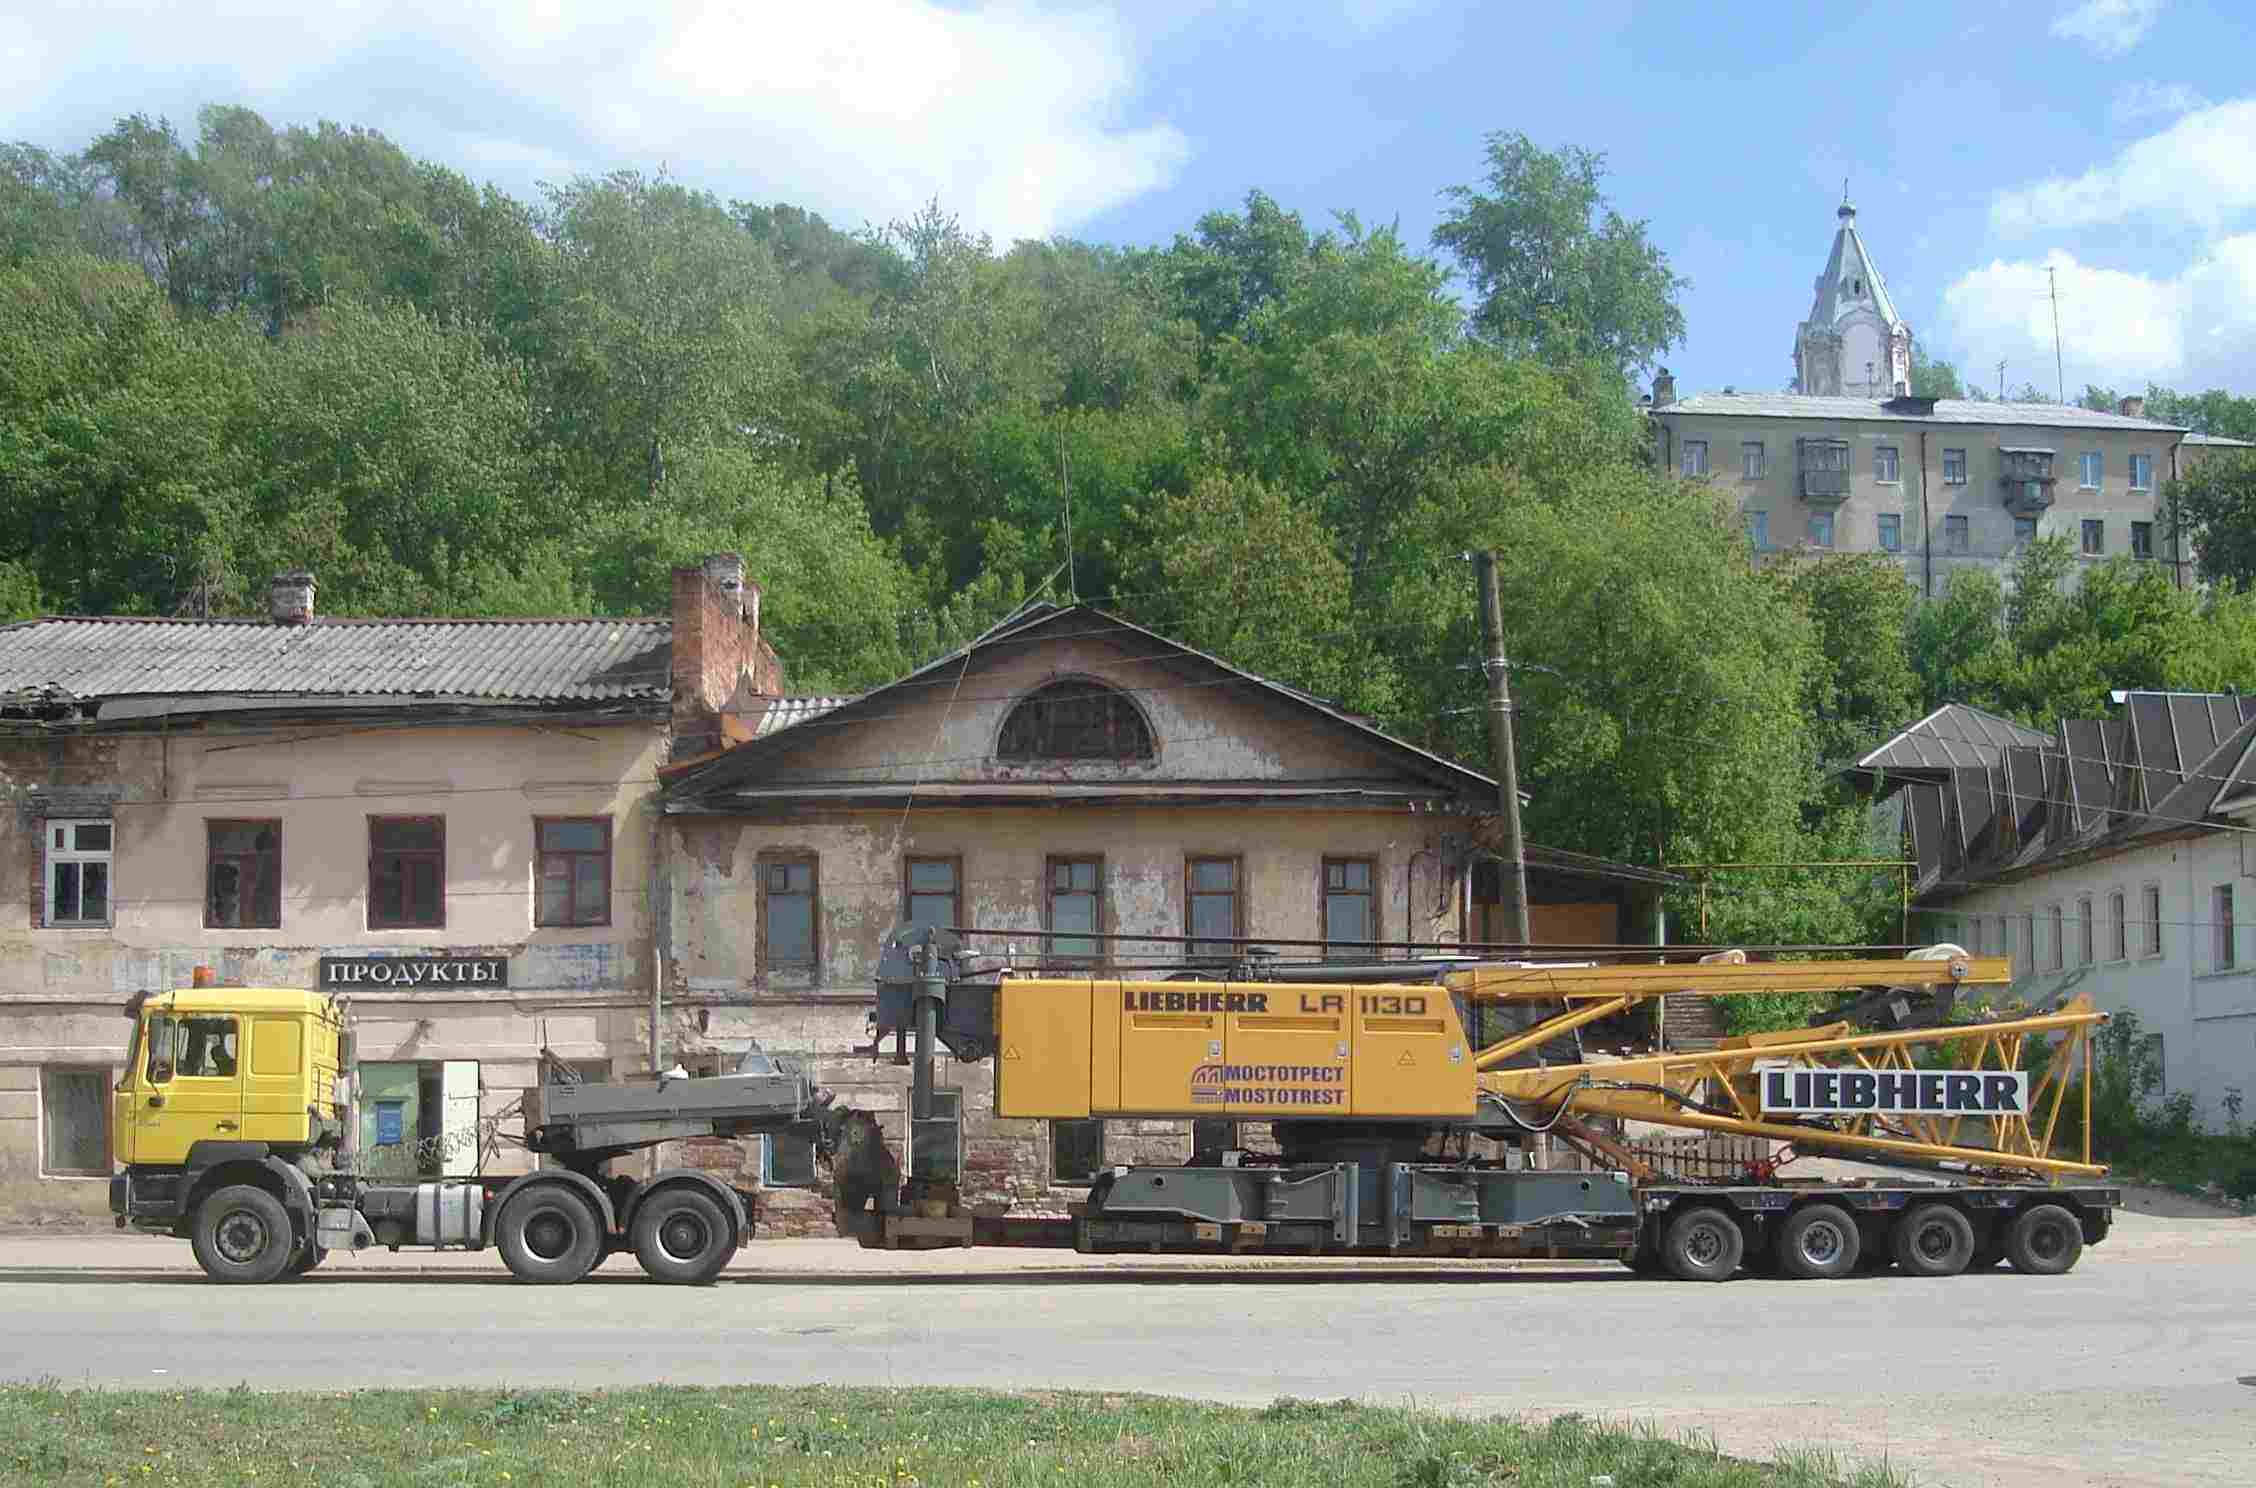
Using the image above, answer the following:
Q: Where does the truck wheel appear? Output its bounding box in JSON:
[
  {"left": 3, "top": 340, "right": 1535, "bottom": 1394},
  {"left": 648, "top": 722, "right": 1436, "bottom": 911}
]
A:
[
  {"left": 1660, "top": 1206, "right": 1744, "bottom": 1282},
  {"left": 189, "top": 1185, "right": 294, "bottom": 1285},
  {"left": 1775, "top": 1203, "right": 1861, "bottom": 1280},
  {"left": 2004, "top": 1204, "right": 2084, "bottom": 1276},
  {"left": 1892, "top": 1203, "right": 1976, "bottom": 1277},
  {"left": 496, "top": 1186, "right": 603, "bottom": 1285},
  {"left": 632, "top": 1188, "right": 734, "bottom": 1285}
]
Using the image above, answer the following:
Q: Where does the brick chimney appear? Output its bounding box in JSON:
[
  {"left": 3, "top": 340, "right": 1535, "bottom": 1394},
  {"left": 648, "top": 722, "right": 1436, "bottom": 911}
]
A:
[
  {"left": 1651, "top": 367, "right": 1677, "bottom": 406},
  {"left": 2118, "top": 394, "right": 2147, "bottom": 419},
  {"left": 269, "top": 570, "right": 316, "bottom": 625},
  {"left": 670, "top": 553, "right": 783, "bottom": 761}
]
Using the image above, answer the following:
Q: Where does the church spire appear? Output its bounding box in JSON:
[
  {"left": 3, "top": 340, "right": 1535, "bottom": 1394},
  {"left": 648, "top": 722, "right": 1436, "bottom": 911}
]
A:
[{"left": 1793, "top": 196, "right": 1912, "bottom": 398}]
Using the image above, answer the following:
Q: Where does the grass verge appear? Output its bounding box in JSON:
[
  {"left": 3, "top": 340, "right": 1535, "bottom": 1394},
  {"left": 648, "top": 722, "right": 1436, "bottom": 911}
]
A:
[{"left": 0, "top": 1383, "right": 1911, "bottom": 1488}]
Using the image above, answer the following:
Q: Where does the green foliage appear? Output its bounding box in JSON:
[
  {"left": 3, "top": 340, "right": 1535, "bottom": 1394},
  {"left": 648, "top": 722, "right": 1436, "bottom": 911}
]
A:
[
  {"left": 2168, "top": 449, "right": 2256, "bottom": 589},
  {"left": 2049, "top": 1008, "right": 2256, "bottom": 1200},
  {"left": 1433, "top": 132, "right": 1687, "bottom": 380},
  {"left": 1771, "top": 552, "right": 1920, "bottom": 772},
  {"left": 1908, "top": 346, "right": 1964, "bottom": 399}
]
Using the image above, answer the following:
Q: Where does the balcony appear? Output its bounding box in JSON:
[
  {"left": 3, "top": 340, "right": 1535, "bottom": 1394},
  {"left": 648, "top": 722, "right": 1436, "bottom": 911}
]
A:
[
  {"left": 1999, "top": 447, "right": 2056, "bottom": 517},
  {"left": 1796, "top": 438, "right": 1852, "bottom": 507}
]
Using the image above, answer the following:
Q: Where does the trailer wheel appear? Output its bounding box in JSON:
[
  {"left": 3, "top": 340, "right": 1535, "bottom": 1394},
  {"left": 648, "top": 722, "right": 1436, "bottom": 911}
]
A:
[
  {"left": 189, "top": 1185, "right": 294, "bottom": 1285},
  {"left": 1892, "top": 1203, "right": 1976, "bottom": 1277},
  {"left": 496, "top": 1186, "right": 604, "bottom": 1285},
  {"left": 2004, "top": 1203, "right": 2084, "bottom": 1276},
  {"left": 631, "top": 1188, "right": 733, "bottom": 1285},
  {"left": 1775, "top": 1203, "right": 1861, "bottom": 1280},
  {"left": 1660, "top": 1206, "right": 1744, "bottom": 1282}
]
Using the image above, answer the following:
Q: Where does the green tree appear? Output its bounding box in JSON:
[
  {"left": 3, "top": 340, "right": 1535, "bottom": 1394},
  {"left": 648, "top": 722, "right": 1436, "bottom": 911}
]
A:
[
  {"left": 2169, "top": 449, "right": 2256, "bottom": 589},
  {"left": 1773, "top": 552, "right": 1921, "bottom": 773},
  {"left": 1909, "top": 347, "right": 1965, "bottom": 399},
  {"left": 1907, "top": 567, "right": 2008, "bottom": 713},
  {"left": 1433, "top": 132, "right": 1686, "bottom": 379}
]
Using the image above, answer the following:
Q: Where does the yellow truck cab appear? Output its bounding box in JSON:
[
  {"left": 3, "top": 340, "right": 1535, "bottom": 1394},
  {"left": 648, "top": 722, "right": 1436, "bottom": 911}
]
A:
[{"left": 110, "top": 981, "right": 346, "bottom": 1280}]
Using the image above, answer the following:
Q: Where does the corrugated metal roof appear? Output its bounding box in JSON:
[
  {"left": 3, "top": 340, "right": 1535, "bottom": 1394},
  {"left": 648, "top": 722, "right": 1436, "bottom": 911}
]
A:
[
  {"left": 1655, "top": 392, "right": 2192, "bottom": 432},
  {"left": 748, "top": 695, "right": 850, "bottom": 738},
  {"left": 0, "top": 617, "right": 670, "bottom": 704},
  {"left": 2185, "top": 431, "right": 2256, "bottom": 447},
  {"left": 1856, "top": 704, "right": 2052, "bottom": 774}
]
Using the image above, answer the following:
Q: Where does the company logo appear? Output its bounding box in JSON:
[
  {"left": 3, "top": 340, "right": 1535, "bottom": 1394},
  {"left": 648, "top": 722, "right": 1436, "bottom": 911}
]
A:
[
  {"left": 1759, "top": 1066, "right": 2029, "bottom": 1116},
  {"left": 1187, "top": 1062, "right": 1345, "bottom": 1109}
]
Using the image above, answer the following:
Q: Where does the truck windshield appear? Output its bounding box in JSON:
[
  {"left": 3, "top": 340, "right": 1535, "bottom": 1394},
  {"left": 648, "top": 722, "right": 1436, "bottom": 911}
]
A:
[
  {"left": 120, "top": 1017, "right": 142, "bottom": 1090},
  {"left": 145, "top": 1014, "right": 176, "bottom": 1084}
]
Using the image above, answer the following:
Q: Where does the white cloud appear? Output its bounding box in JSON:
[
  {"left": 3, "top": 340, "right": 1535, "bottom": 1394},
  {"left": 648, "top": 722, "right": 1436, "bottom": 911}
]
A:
[
  {"left": 1939, "top": 243, "right": 2256, "bottom": 391},
  {"left": 0, "top": 1, "right": 1188, "bottom": 243},
  {"left": 2110, "top": 80, "right": 2211, "bottom": 124},
  {"left": 1990, "top": 98, "right": 2256, "bottom": 235},
  {"left": 2049, "top": 0, "right": 2162, "bottom": 57}
]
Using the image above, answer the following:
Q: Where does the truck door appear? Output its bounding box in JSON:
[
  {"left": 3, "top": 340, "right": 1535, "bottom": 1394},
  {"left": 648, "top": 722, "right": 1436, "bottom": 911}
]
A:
[
  {"left": 132, "top": 1013, "right": 246, "bottom": 1165},
  {"left": 240, "top": 1015, "right": 307, "bottom": 1144}
]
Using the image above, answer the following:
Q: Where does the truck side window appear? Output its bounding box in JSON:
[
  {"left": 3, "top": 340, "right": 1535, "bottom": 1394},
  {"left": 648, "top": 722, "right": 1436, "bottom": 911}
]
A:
[
  {"left": 175, "top": 1017, "right": 239, "bottom": 1079},
  {"left": 145, "top": 1015, "right": 177, "bottom": 1084}
]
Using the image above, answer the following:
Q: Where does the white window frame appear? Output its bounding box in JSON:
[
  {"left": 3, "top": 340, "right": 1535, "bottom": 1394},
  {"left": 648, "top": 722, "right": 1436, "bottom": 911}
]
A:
[
  {"left": 44, "top": 818, "right": 113, "bottom": 928},
  {"left": 2107, "top": 888, "right": 2127, "bottom": 962},
  {"left": 1942, "top": 448, "right": 1967, "bottom": 485},
  {"left": 1875, "top": 445, "right": 1900, "bottom": 483},
  {"left": 2214, "top": 883, "right": 2236, "bottom": 972},
  {"left": 2130, "top": 454, "right": 2153, "bottom": 491},
  {"left": 1877, "top": 513, "right": 1902, "bottom": 552},
  {"left": 40, "top": 1065, "right": 114, "bottom": 1178},
  {"left": 2076, "top": 893, "right": 2095, "bottom": 967},
  {"left": 2045, "top": 904, "right": 2064, "bottom": 971},
  {"left": 1681, "top": 440, "right": 1709, "bottom": 478},
  {"left": 2081, "top": 519, "right": 2104, "bottom": 556},
  {"left": 1741, "top": 441, "right": 1765, "bottom": 479},
  {"left": 2079, "top": 451, "right": 2102, "bottom": 489},
  {"left": 2140, "top": 882, "right": 2164, "bottom": 959}
]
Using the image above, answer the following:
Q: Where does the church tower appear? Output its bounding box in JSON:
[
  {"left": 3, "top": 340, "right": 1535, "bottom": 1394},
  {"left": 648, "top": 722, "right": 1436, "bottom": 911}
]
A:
[{"left": 1793, "top": 198, "right": 1912, "bottom": 398}]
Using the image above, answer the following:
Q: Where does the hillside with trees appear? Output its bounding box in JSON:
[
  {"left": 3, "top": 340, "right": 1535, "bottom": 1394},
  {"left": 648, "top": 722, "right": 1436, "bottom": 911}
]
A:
[{"left": 7, "top": 105, "right": 2256, "bottom": 946}]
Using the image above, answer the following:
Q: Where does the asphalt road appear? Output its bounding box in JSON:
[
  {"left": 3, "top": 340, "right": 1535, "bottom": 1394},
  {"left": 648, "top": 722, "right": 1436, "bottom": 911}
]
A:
[{"left": 3, "top": 1223, "right": 2250, "bottom": 1488}]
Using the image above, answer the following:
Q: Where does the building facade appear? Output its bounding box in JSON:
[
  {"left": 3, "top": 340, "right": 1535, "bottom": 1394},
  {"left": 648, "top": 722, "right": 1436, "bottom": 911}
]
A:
[
  {"left": 654, "top": 604, "right": 1671, "bottom": 1231},
  {"left": 1857, "top": 697, "right": 2256, "bottom": 1129},
  {"left": 1649, "top": 388, "right": 2194, "bottom": 593},
  {"left": 0, "top": 557, "right": 778, "bottom": 1217}
]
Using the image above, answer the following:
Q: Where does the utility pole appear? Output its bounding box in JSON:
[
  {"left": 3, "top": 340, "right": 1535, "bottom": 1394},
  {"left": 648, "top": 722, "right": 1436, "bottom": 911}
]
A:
[
  {"left": 1997, "top": 359, "right": 2007, "bottom": 401},
  {"left": 1475, "top": 550, "right": 1531, "bottom": 947},
  {"left": 2049, "top": 266, "right": 2064, "bottom": 404}
]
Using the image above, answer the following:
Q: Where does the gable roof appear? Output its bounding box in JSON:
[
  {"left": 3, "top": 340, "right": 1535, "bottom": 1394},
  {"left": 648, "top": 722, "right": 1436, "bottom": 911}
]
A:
[
  {"left": 664, "top": 601, "right": 1503, "bottom": 806},
  {"left": 1854, "top": 690, "right": 2256, "bottom": 899},
  {"left": 0, "top": 615, "right": 672, "bottom": 719},
  {"left": 1805, "top": 206, "right": 1905, "bottom": 336}
]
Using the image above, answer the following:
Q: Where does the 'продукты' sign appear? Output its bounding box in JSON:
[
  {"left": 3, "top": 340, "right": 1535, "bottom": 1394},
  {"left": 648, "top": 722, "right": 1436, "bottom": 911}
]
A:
[{"left": 318, "top": 955, "right": 508, "bottom": 989}]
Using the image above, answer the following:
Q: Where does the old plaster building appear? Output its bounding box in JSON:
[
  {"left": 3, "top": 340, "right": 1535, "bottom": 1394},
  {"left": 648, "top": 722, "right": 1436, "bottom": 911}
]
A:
[
  {"left": 655, "top": 603, "right": 1670, "bottom": 1228},
  {"left": 1649, "top": 201, "right": 2208, "bottom": 593},
  {"left": 1856, "top": 696, "right": 2256, "bottom": 1129},
  {"left": 0, "top": 555, "right": 780, "bottom": 1216}
]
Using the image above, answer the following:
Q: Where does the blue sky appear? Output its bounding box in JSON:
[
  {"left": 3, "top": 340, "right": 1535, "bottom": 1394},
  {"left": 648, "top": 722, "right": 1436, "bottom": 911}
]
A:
[{"left": 7, "top": 0, "right": 2253, "bottom": 395}]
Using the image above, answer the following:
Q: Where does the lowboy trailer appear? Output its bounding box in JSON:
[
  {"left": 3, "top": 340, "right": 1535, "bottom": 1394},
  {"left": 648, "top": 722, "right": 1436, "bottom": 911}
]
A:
[{"left": 108, "top": 932, "right": 2118, "bottom": 1283}]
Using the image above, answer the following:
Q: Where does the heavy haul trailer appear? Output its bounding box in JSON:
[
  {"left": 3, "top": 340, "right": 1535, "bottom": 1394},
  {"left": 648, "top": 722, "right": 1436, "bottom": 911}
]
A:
[
  {"left": 108, "top": 982, "right": 831, "bottom": 1284},
  {"left": 840, "top": 930, "right": 2120, "bottom": 1282},
  {"left": 110, "top": 936, "right": 2117, "bottom": 1284}
]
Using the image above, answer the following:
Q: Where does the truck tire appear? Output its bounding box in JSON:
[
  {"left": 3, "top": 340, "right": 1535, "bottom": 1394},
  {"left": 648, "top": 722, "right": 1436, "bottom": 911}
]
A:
[
  {"left": 2004, "top": 1203, "right": 2084, "bottom": 1276},
  {"left": 1892, "top": 1203, "right": 1976, "bottom": 1277},
  {"left": 1661, "top": 1206, "right": 1744, "bottom": 1282},
  {"left": 189, "top": 1185, "right": 295, "bottom": 1285},
  {"left": 1775, "top": 1202, "right": 1861, "bottom": 1280},
  {"left": 496, "top": 1185, "right": 604, "bottom": 1285},
  {"left": 631, "top": 1187, "right": 733, "bottom": 1285}
]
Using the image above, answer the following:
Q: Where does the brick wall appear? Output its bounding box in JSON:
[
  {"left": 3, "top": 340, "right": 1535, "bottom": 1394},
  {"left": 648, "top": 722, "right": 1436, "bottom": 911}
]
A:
[{"left": 669, "top": 553, "right": 784, "bottom": 762}]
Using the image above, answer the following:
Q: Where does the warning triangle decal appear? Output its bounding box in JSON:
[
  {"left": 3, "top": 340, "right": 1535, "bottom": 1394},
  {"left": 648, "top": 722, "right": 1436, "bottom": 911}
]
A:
[
  {"left": 1002, "top": 1044, "right": 1023, "bottom": 1061},
  {"left": 1396, "top": 1050, "right": 1415, "bottom": 1067}
]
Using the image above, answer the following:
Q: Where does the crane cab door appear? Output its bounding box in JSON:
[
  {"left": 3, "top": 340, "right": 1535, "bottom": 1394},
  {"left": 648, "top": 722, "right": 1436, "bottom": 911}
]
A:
[{"left": 128, "top": 1012, "right": 245, "bottom": 1165}]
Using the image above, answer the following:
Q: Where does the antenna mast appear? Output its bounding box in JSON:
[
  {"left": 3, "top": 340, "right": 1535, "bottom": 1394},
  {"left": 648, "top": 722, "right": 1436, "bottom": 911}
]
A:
[{"left": 2049, "top": 265, "right": 2065, "bottom": 403}]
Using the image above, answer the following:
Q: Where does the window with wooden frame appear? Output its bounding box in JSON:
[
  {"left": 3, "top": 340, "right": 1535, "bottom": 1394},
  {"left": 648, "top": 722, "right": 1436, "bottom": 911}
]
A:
[
  {"left": 1322, "top": 857, "right": 1379, "bottom": 959},
  {"left": 1044, "top": 855, "right": 1103, "bottom": 966},
  {"left": 2141, "top": 882, "right": 2164, "bottom": 958},
  {"left": 2108, "top": 889, "right": 2127, "bottom": 961},
  {"left": 2045, "top": 904, "right": 2064, "bottom": 971},
  {"left": 1185, "top": 856, "right": 1243, "bottom": 960},
  {"left": 205, "top": 819, "right": 281, "bottom": 929},
  {"left": 758, "top": 855, "right": 819, "bottom": 977},
  {"left": 2077, "top": 894, "right": 2095, "bottom": 966},
  {"left": 368, "top": 816, "right": 445, "bottom": 929},
  {"left": 997, "top": 680, "right": 1155, "bottom": 762},
  {"left": 535, "top": 818, "right": 611, "bottom": 927},
  {"left": 2214, "top": 884, "right": 2236, "bottom": 971},
  {"left": 43, "top": 819, "right": 112, "bottom": 928},
  {"left": 903, "top": 855, "right": 962, "bottom": 932}
]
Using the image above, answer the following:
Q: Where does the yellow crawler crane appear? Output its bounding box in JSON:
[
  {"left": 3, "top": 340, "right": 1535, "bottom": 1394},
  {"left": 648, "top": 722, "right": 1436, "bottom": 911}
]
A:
[{"left": 945, "top": 939, "right": 2118, "bottom": 1281}]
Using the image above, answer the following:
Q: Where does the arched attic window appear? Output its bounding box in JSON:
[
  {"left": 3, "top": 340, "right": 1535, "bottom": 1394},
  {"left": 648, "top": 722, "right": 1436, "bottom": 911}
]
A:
[{"left": 997, "top": 679, "right": 1155, "bottom": 763}]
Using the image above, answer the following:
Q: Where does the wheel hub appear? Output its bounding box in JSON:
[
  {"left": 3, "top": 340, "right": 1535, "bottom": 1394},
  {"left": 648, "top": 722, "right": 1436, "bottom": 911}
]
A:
[
  {"left": 1799, "top": 1222, "right": 1845, "bottom": 1265},
  {"left": 659, "top": 1214, "right": 709, "bottom": 1261},
  {"left": 214, "top": 1209, "right": 269, "bottom": 1265},
  {"left": 524, "top": 1210, "right": 573, "bottom": 1262}
]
